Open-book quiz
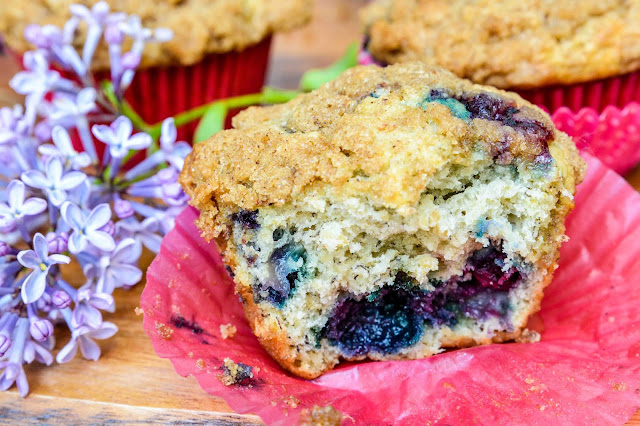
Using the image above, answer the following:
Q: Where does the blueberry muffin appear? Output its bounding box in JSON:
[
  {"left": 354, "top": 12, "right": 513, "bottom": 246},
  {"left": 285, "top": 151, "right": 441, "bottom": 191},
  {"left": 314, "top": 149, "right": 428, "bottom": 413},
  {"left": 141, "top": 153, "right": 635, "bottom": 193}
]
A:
[
  {"left": 180, "top": 63, "right": 585, "bottom": 379},
  {"left": 0, "top": 0, "right": 312, "bottom": 69},
  {"left": 360, "top": 0, "right": 640, "bottom": 89}
]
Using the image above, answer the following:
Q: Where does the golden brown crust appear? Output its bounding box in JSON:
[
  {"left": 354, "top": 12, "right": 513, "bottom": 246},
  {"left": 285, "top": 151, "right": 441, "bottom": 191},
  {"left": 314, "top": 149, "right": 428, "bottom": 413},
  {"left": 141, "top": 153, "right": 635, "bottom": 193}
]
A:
[
  {"left": 0, "top": 0, "right": 311, "bottom": 69},
  {"left": 360, "top": 0, "right": 640, "bottom": 88},
  {"left": 180, "top": 62, "right": 584, "bottom": 241}
]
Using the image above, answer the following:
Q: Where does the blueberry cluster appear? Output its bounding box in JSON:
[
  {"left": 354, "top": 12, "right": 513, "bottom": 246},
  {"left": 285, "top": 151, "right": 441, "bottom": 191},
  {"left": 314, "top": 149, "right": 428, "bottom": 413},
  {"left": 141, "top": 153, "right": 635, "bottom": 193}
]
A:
[
  {"left": 424, "top": 89, "right": 552, "bottom": 162},
  {"left": 324, "top": 246, "right": 520, "bottom": 356},
  {"left": 257, "top": 241, "right": 308, "bottom": 307}
]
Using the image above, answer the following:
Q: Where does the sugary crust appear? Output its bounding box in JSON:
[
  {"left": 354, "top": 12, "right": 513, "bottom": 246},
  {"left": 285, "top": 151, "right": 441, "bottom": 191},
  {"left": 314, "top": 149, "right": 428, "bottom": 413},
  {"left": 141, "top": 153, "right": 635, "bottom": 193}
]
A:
[
  {"left": 180, "top": 62, "right": 585, "bottom": 241},
  {"left": 0, "top": 0, "right": 311, "bottom": 69},
  {"left": 360, "top": 0, "right": 640, "bottom": 88}
]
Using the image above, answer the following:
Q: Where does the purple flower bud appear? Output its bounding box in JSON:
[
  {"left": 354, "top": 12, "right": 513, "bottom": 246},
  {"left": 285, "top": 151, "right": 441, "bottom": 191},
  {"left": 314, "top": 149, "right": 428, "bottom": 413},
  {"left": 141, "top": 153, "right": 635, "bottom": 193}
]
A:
[
  {"left": 0, "top": 242, "right": 10, "bottom": 257},
  {"left": 114, "top": 199, "right": 134, "bottom": 219},
  {"left": 0, "top": 221, "right": 17, "bottom": 234},
  {"left": 121, "top": 52, "right": 140, "bottom": 70},
  {"left": 34, "top": 120, "right": 53, "bottom": 142},
  {"left": 104, "top": 24, "right": 124, "bottom": 45},
  {"left": 99, "top": 220, "right": 116, "bottom": 237},
  {"left": 46, "top": 231, "right": 69, "bottom": 254},
  {"left": 29, "top": 319, "right": 53, "bottom": 342},
  {"left": 156, "top": 167, "right": 179, "bottom": 184},
  {"left": 0, "top": 334, "right": 10, "bottom": 356},
  {"left": 52, "top": 290, "right": 72, "bottom": 309}
]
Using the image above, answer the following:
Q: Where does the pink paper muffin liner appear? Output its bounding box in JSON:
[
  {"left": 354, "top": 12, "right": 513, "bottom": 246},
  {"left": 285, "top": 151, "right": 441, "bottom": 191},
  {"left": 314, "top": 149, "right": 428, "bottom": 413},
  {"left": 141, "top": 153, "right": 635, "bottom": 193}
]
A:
[
  {"left": 141, "top": 153, "right": 640, "bottom": 425},
  {"left": 552, "top": 103, "right": 640, "bottom": 175}
]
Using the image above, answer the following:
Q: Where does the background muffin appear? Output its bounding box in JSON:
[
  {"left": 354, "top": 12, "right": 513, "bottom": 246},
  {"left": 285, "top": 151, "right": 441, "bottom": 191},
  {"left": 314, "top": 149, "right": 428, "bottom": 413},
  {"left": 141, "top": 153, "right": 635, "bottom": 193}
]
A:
[
  {"left": 0, "top": 0, "right": 312, "bottom": 139},
  {"left": 180, "top": 63, "right": 585, "bottom": 378},
  {"left": 360, "top": 0, "right": 640, "bottom": 113}
]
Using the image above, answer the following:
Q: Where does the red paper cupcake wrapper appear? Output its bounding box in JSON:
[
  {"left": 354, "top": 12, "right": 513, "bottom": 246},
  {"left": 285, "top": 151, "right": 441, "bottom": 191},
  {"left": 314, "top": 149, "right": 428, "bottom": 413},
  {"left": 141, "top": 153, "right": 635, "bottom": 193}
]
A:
[
  {"left": 518, "top": 71, "right": 640, "bottom": 114},
  {"left": 123, "top": 37, "right": 272, "bottom": 141},
  {"left": 141, "top": 153, "right": 640, "bottom": 425}
]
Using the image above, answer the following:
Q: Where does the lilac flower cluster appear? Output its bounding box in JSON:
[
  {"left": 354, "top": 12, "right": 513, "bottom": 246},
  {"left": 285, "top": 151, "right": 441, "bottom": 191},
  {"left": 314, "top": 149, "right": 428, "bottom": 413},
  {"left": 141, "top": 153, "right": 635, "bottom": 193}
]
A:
[{"left": 0, "top": 2, "right": 188, "bottom": 396}]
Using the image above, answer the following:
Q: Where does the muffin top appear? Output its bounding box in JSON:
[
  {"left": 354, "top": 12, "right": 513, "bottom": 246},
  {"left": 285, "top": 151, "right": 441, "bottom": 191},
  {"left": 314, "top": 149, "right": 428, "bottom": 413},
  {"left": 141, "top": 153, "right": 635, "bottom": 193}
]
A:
[
  {"left": 180, "top": 62, "right": 584, "bottom": 239},
  {"left": 360, "top": 0, "right": 640, "bottom": 89},
  {"left": 0, "top": 0, "right": 311, "bottom": 69}
]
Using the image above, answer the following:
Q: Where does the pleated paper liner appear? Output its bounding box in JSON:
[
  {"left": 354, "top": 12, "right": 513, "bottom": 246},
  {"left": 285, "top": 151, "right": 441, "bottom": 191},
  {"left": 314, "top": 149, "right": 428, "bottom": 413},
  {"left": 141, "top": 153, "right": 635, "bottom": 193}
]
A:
[
  {"left": 552, "top": 104, "right": 640, "bottom": 175},
  {"left": 141, "top": 153, "right": 640, "bottom": 425}
]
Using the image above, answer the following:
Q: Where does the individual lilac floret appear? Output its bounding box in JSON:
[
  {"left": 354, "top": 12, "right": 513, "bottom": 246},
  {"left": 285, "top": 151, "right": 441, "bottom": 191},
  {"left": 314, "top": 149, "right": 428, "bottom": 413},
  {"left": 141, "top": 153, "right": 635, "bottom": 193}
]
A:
[
  {"left": 24, "top": 24, "right": 85, "bottom": 77},
  {"left": 29, "top": 319, "right": 53, "bottom": 342},
  {"left": 0, "top": 105, "right": 29, "bottom": 145},
  {"left": 45, "top": 93, "right": 97, "bottom": 163},
  {"left": 0, "top": 318, "right": 29, "bottom": 397},
  {"left": 92, "top": 116, "right": 152, "bottom": 159},
  {"left": 0, "top": 180, "right": 47, "bottom": 228},
  {"left": 84, "top": 238, "right": 142, "bottom": 294},
  {"left": 61, "top": 202, "right": 115, "bottom": 253},
  {"left": 10, "top": 51, "right": 61, "bottom": 98},
  {"left": 51, "top": 290, "right": 72, "bottom": 309},
  {"left": 126, "top": 167, "right": 188, "bottom": 206},
  {"left": 21, "top": 156, "right": 86, "bottom": 207},
  {"left": 68, "top": 1, "right": 114, "bottom": 67},
  {"left": 124, "top": 118, "right": 191, "bottom": 180},
  {"left": 17, "top": 233, "right": 71, "bottom": 304},
  {"left": 71, "top": 287, "right": 114, "bottom": 329},
  {"left": 45, "top": 231, "right": 69, "bottom": 254},
  {"left": 56, "top": 321, "right": 118, "bottom": 363},
  {"left": 116, "top": 217, "right": 162, "bottom": 253}
]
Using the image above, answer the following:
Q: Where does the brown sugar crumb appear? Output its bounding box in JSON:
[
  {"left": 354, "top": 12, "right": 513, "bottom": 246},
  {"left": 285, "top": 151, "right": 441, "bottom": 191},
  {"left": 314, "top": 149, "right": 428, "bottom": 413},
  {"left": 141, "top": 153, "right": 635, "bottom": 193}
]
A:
[
  {"left": 283, "top": 395, "right": 300, "bottom": 409},
  {"left": 218, "top": 358, "right": 254, "bottom": 386},
  {"left": 612, "top": 382, "right": 628, "bottom": 391},
  {"left": 220, "top": 323, "right": 237, "bottom": 340},
  {"left": 299, "top": 405, "right": 343, "bottom": 426},
  {"left": 155, "top": 321, "right": 173, "bottom": 340},
  {"left": 515, "top": 329, "right": 541, "bottom": 343},
  {"left": 134, "top": 307, "right": 144, "bottom": 316},
  {"left": 188, "top": 352, "right": 194, "bottom": 358},
  {"left": 196, "top": 359, "right": 206, "bottom": 371}
]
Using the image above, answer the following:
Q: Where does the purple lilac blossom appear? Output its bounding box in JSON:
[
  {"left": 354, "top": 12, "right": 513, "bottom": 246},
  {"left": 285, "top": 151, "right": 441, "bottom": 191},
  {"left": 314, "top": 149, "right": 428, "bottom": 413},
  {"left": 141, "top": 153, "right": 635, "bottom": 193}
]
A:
[
  {"left": 61, "top": 202, "right": 115, "bottom": 253},
  {"left": 83, "top": 238, "right": 142, "bottom": 294},
  {"left": 71, "top": 287, "right": 114, "bottom": 329},
  {"left": 91, "top": 116, "right": 152, "bottom": 159},
  {"left": 0, "top": 318, "right": 29, "bottom": 397},
  {"left": 56, "top": 321, "right": 118, "bottom": 363},
  {"left": 51, "top": 290, "right": 72, "bottom": 309},
  {"left": 21, "top": 156, "right": 86, "bottom": 207},
  {"left": 0, "top": 180, "right": 47, "bottom": 228},
  {"left": 116, "top": 217, "right": 163, "bottom": 253},
  {"left": 17, "top": 233, "right": 71, "bottom": 303}
]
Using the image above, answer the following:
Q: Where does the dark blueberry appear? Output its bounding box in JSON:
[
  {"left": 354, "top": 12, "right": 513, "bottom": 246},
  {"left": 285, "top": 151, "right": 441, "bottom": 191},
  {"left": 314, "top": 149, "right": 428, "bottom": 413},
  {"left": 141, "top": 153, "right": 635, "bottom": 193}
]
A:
[
  {"left": 258, "top": 243, "right": 307, "bottom": 306},
  {"left": 422, "top": 89, "right": 471, "bottom": 120},
  {"left": 463, "top": 291, "right": 510, "bottom": 320},
  {"left": 230, "top": 209, "right": 259, "bottom": 230},
  {"left": 272, "top": 228, "right": 285, "bottom": 241},
  {"left": 462, "top": 93, "right": 518, "bottom": 122},
  {"left": 222, "top": 362, "right": 253, "bottom": 383},
  {"left": 465, "top": 246, "right": 520, "bottom": 290},
  {"left": 324, "top": 286, "right": 424, "bottom": 356}
]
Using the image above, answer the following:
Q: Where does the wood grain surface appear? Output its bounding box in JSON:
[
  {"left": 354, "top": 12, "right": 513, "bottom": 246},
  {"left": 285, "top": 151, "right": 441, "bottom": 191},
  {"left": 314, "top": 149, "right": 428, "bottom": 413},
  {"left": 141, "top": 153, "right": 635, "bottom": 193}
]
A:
[{"left": 0, "top": 0, "right": 638, "bottom": 424}]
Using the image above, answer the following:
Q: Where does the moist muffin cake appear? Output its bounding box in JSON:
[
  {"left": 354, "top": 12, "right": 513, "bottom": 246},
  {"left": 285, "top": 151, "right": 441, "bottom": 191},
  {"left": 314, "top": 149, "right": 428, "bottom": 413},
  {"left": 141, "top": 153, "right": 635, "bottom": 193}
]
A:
[
  {"left": 0, "top": 0, "right": 312, "bottom": 139},
  {"left": 180, "top": 62, "right": 585, "bottom": 379},
  {"left": 360, "top": 0, "right": 640, "bottom": 111}
]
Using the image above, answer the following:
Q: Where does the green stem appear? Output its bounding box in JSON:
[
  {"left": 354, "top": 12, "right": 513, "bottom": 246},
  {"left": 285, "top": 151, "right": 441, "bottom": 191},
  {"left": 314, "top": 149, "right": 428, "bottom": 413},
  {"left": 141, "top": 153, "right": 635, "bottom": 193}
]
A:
[{"left": 147, "top": 87, "right": 300, "bottom": 141}]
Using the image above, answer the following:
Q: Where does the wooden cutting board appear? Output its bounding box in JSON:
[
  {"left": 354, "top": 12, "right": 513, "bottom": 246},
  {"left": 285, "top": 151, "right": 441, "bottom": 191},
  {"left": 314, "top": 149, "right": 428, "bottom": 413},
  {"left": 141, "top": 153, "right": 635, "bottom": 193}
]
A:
[{"left": 0, "top": 0, "right": 638, "bottom": 423}]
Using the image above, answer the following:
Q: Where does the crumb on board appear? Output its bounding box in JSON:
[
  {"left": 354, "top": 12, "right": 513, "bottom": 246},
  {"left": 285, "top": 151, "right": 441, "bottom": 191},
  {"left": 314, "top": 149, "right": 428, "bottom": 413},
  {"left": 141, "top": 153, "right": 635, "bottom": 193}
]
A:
[
  {"left": 188, "top": 352, "right": 194, "bottom": 358},
  {"left": 196, "top": 359, "right": 206, "bottom": 371},
  {"left": 218, "top": 358, "right": 254, "bottom": 386},
  {"left": 283, "top": 395, "right": 300, "bottom": 409},
  {"left": 155, "top": 321, "right": 173, "bottom": 340},
  {"left": 612, "top": 382, "right": 628, "bottom": 391},
  {"left": 299, "top": 405, "right": 343, "bottom": 426},
  {"left": 220, "top": 323, "right": 237, "bottom": 339},
  {"left": 134, "top": 307, "right": 144, "bottom": 316},
  {"left": 515, "top": 329, "right": 541, "bottom": 343}
]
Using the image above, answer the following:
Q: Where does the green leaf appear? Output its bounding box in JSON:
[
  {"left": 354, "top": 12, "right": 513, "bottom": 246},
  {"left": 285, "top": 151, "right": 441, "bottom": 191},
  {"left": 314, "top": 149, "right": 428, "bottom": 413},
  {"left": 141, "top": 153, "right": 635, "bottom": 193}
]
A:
[
  {"left": 194, "top": 102, "right": 228, "bottom": 143},
  {"left": 299, "top": 42, "right": 359, "bottom": 92}
]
